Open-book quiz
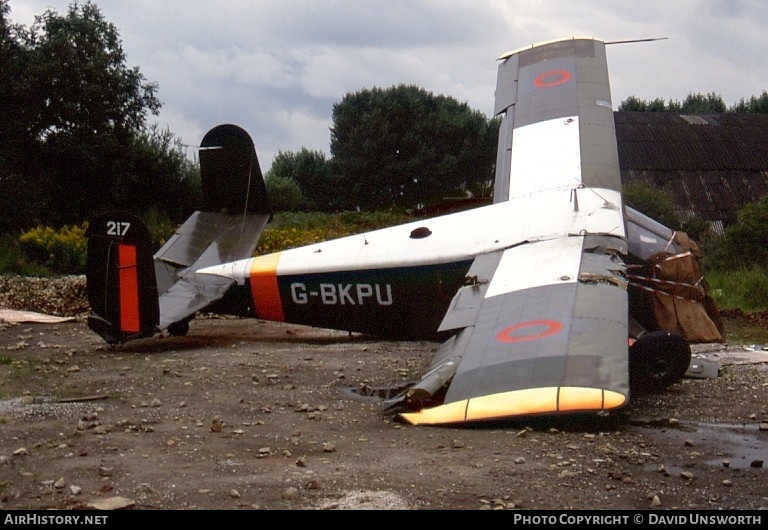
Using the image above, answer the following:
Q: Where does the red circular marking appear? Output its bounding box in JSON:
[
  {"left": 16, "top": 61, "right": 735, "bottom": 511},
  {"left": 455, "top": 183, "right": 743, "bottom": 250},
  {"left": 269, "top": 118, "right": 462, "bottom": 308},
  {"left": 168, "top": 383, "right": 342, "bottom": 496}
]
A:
[
  {"left": 534, "top": 69, "right": 572, "bottom": 88},
  {"left": 496, "top": 319, "right": 564, "bottom": 343}
]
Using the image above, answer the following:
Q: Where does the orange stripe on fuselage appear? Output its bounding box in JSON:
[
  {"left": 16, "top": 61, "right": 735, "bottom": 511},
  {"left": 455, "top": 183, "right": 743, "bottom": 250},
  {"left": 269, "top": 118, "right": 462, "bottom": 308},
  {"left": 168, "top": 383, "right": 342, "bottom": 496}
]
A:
[
  {"left": 118, "top": 244, "right": 140, "bottom": 333},
  {"left": 249, "top": 253, "right": 284, "bottom": 321}
]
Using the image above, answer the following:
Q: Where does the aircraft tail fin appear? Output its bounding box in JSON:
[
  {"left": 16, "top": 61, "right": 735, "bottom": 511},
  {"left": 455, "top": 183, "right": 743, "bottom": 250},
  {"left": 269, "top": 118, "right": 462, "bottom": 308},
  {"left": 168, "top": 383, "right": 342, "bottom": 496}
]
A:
[
  {"left": 85, "top": 211, "right": 160, "bottom": 344},
  {"left": 199, "top": 123, "right": 271, "bottom": 215},
  {"left": 86, "top": 124, "right": 271, "bottom": 344}
]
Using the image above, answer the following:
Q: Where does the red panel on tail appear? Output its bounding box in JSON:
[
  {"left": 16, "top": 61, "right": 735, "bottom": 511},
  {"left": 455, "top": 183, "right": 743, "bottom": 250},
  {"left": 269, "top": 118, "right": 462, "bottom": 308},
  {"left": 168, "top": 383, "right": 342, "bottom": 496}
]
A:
[{"left": 118, "top": 244, "right": 140, "bottom": 333}]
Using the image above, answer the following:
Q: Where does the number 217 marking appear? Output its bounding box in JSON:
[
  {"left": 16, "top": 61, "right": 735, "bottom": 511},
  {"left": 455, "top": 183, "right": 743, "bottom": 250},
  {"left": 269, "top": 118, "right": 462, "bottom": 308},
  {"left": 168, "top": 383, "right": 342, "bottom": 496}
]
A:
[{"left": 107, "top": 221, "right": 130, "bottom": 236}]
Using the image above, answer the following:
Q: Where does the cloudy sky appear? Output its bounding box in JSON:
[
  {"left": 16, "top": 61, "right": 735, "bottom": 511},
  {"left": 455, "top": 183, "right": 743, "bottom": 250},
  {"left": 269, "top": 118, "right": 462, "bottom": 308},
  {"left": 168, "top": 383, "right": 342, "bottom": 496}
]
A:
[{"left": 8, "top": 1, "right": 768, "bottom": 172}]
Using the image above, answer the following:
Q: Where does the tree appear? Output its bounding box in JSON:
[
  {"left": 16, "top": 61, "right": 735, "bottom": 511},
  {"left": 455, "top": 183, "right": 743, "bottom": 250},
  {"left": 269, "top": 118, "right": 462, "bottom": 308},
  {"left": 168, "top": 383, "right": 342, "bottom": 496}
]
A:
[
  {"left": 619, "top": 96, "right": 667, "bottom": 112},
  {"left": 28, "top": 2, "right": 160, "bottom": 142},
  {"left": 620, "top": 92, "right": 755, "bottom": 114},
  {"left": 0, "top": 0, "right": 32, "bottom": 150},
  {"left": 265, "top": 174, "right": 305, "bottom": 212},
  {"left": 330, "top": 85, "right": 497, "bottom": 211},
  {"left": 27, "top": 2, "right": 164, "bottom": 226},
  {"left": 731, "top": 91, "right": 768, "bottom": 113},
  {"left": 124, "top": 125, "right": 200, "bottom": 221},
  {"left": 0, "top": 0, "right": 48, "bottom": 232},
  {"left": 679, "top": 92, "right": 727, "bottom": 113},
  {"left": 0, "top": 0, "right": 40, "bottom": 231},
  {"left": 722, "top": 196, "right": 768, "bottom": 268},
  {"left": 0, "top": 1, "right": 197, "bottom": 231},
  {"left": 267, "top": 149, "right": 337, "bottom": 211}
]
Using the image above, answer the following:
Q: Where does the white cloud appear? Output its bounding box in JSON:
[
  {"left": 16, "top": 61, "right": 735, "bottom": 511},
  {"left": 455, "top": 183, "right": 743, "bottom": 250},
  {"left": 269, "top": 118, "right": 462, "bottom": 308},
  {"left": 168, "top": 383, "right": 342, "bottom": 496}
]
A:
[{"left": 8, "top": 0, "right": 768, "bottom": 173}]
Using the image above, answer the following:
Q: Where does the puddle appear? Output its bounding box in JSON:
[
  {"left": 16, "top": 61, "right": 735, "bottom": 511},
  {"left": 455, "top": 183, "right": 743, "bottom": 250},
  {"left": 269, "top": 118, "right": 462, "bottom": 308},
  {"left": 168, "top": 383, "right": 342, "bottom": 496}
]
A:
[
  {"left": 639, "top": 420, "right": 767, "bottom": 470},
  {"left": 697, "top": 422, "right": 766, "bottom": 469}
]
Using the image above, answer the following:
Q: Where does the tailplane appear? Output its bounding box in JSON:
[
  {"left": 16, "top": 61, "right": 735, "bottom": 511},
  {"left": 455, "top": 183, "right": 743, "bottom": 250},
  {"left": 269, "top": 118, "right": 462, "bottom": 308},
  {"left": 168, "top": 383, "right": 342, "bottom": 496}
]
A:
[{"left": 86, "top": 124, "right": 272, "bottom": 344}]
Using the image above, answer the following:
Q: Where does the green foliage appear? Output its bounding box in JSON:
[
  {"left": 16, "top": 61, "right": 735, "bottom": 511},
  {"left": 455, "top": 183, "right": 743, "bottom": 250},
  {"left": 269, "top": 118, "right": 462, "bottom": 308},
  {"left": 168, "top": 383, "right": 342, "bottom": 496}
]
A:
[
  {"left": 256, "top": 226, "right": 340, "bottom": 255},
  {"left": 140, "top": 208, "right": 178, "bottom": 249},
  {"left": 619, "top": 96, "right": 668, "bottom": 111},
  {"left": 0, "top": 234, "right": 48, "bottom": 276},
  {"left": 701, "top": 197, "right": 768, "bottom": 312},
  {"left": 619, "top": 92, "right": 728, "bottom": 113},
  {"left": 679, "top": 215, "right": 711, "bottom": 243},
  {"left": 0, "top": 2, "right": 198, "bottom": 232},
  {"left": 124, "top": 126, "right": 201, "bottom": 224},
  {"left": 703, "top": 196, "right": 768, "bottom": 270},
  {"left": 265, "top": 174, "right": 306, "bottom": 212},
  {"left": 267, "top": 149, "right": 337, "bottom": 211},
  {"left": 256, "top": 211, "right": 410, "bottom": 255},
  {"left": 706, "top": 267, "right": 768, "bottom": 312},
  {"left": 620, "top": 91, "right": 768, "bottom": 114},
  {"left": 28, "top": 2, "right": 160, "bottom": 138},
  {"left": 18, "top": 223, "right": 88, "bottom": 274},
  {"left": 678, "top": 92, "right": 727, "bottom": 113},
  {"left": 623, "top": 181, "right": 679, "bottom": 228},
  {"left": 330, "top": 84, "right": 498, "bottom": 211},
  {"left": 722, "top": 196, "right": 768, "bottom": 268},
  {"left": 730, "top": 91, "right": 768, "bottom": 113}
]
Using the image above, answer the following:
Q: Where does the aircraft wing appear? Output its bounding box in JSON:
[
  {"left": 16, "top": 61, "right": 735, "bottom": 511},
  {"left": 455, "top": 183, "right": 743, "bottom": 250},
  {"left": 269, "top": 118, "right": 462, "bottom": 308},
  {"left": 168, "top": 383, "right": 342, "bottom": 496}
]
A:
[
  {"left": 390, "top": 37, "right": 631, "bottom": 424},
  {"left": 393, "top": 236, "right": 628, "bottom": 424}
]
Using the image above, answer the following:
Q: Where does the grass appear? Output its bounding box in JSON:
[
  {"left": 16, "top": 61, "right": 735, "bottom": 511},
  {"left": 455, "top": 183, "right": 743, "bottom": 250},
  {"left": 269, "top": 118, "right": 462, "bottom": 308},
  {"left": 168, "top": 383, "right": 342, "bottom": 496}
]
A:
[{"left": 706, "top": 267, "right": 768, "bottom": 312}]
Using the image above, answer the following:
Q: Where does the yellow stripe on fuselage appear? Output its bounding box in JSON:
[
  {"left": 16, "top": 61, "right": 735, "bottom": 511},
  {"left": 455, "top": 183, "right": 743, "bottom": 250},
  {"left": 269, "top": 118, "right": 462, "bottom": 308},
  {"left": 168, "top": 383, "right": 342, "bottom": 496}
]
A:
[
  {"left": 398, "top": 386, "right": 627, "bottom": 425},
  {"left": 249, "top": 252, "right": 284, "bottom": 321}
]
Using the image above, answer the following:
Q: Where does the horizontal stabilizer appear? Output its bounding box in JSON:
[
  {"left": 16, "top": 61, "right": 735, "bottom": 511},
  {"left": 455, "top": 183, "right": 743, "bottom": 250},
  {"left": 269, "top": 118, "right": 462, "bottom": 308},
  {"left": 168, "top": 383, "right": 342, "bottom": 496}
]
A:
[
  {"left": 155, "top": 212, "right": 270, "bottom": 329},
  {"left": 86, "top": 123, "right": 273, "bottom": 343}
]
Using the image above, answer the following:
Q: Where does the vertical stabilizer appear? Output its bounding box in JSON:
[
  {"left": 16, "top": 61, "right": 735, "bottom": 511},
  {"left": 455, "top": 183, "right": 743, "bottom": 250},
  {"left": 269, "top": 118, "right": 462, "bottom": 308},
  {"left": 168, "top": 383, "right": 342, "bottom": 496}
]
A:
[
  {"left": 200, "top": 124, "right": 271, "bottom": 215},
  {"left": 86, "top": 211, "right": 159, "bottom": 344}
]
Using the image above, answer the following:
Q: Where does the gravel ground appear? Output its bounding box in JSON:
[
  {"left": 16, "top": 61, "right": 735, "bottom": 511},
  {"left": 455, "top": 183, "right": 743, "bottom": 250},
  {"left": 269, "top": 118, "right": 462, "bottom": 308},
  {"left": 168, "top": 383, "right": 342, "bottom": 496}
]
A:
[{"left": 1, "top": 275, "right": 767, "bottom": 511}]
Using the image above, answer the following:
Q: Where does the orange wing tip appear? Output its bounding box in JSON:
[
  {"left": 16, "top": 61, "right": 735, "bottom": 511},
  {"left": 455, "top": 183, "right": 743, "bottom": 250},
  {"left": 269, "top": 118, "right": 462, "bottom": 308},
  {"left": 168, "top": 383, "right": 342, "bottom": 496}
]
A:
[
  {"left": 398, "top": 387, "right": 627, "bottom": 426},
  {"left": 558, "top": 387, "right": 626, "bottom": 411},
  {"left": 398, "top": 400, "right": 470, "bottom": 425}
]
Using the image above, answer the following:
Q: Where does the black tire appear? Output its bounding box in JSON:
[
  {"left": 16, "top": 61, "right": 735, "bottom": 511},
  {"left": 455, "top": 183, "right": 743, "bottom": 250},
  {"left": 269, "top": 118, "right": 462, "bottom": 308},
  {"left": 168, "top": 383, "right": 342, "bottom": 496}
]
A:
[{"left": 629, "top": 331, "right": 691, "bottom": 394}]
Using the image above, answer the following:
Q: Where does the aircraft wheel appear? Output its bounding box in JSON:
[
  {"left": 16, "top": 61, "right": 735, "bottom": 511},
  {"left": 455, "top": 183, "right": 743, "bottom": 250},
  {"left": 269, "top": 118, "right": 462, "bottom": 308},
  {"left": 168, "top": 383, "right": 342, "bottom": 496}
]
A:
[
  {"left": 629, "top": 331, "right": 691, "bottom": 394},
  {"left": 167, "top": 319, "right": 191, "bottom": 337}
]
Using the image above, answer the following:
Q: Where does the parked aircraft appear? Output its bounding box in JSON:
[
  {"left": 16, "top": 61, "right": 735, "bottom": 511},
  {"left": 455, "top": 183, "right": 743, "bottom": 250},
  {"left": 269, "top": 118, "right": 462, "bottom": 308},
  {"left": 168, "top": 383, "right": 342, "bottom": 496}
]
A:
[{"left": 86, "top": 37, "right": 723, "bottom": 425}]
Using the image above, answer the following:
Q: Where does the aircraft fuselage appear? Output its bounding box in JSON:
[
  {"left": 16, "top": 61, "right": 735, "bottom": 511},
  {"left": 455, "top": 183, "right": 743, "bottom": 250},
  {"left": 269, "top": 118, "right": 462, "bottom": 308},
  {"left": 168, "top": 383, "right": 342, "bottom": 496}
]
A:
[{"left": 211, "top": 259, "right": 472, "bottom": 339}]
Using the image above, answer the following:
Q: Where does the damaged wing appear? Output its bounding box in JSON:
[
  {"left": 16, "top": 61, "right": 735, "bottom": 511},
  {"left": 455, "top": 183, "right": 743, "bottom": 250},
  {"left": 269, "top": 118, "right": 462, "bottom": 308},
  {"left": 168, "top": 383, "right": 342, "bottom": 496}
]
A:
[
  {"left": 388, "top": 37, "right": 632, "bottom": 424},
  {"left": 390, "top": 236, "right": 629, "bottom": 425}
]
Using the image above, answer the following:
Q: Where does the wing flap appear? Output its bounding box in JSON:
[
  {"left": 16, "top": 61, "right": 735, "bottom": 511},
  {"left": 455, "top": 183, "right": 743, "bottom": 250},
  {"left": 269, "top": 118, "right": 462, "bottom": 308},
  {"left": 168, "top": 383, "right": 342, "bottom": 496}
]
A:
[{"left": 437, "top": 251, "right": 502, "bottom": 332}]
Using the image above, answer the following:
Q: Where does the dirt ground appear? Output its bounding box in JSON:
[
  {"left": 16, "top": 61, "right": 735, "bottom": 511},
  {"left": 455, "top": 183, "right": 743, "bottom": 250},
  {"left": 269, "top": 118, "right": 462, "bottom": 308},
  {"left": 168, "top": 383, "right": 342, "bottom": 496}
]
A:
[{"left": 1, "top": 313, "right": 767, "bottom": 511}]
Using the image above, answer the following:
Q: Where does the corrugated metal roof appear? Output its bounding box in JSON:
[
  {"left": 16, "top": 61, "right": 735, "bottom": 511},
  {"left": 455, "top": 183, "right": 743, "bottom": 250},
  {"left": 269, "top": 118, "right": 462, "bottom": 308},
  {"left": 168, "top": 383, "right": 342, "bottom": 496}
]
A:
[{"left": 615, "top": 112, "right": 768, "bottom": 227}]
